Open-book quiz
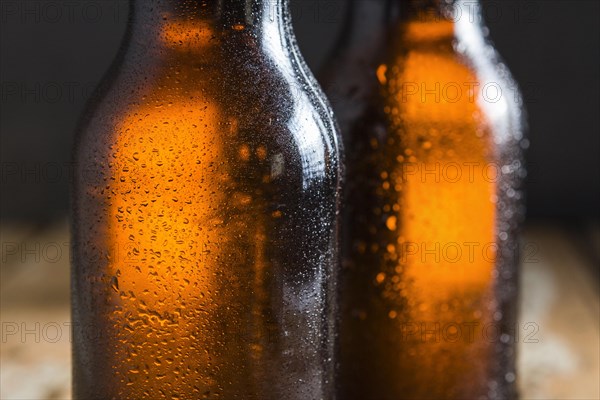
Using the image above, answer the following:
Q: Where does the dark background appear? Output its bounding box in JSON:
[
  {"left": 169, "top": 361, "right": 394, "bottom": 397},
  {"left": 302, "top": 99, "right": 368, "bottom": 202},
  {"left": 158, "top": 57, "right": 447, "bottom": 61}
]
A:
[{"left": 1, "top": 0, "right": 599, "bottom": 223}]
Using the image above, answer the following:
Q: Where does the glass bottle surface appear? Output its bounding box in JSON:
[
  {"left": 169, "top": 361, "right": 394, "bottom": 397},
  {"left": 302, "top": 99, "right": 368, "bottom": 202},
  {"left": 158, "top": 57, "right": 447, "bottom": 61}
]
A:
[
  {"left": 71, "top": 1, "right": 341, "bottom": 398},
  {"left": 320, "top": 0, "right": 526, "bottom": 399}
]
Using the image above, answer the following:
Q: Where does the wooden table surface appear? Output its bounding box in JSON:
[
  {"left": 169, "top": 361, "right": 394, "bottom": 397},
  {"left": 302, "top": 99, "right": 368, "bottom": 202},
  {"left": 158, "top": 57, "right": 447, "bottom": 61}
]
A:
[{"left": 1, "top": 221, "right": 598, "bottom": 399}]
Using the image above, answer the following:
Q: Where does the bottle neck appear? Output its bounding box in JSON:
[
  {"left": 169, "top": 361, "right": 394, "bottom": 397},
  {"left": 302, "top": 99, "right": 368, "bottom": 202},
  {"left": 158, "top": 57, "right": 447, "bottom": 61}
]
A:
[
  {"left": 129, "top": 0, "right": 287, "bottom": 50},
  {"left": 343, "top": 0, "right": 481, "bottom": 43},
  {"left": 133, "top": 0, "right": 283, "bottom": 27},
  {"left": 399, "top": 0, "right": 454, "bottom": 21}
]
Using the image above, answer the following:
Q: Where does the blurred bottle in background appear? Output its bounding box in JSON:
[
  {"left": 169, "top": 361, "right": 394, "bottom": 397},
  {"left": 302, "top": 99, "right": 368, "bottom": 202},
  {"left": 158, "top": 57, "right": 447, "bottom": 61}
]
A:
[
  {"left": 71, "top": 0, "right": 341, "bottom": 398},
  {"left": 320, "top": 0, "right": 526, "bottom": 398}
]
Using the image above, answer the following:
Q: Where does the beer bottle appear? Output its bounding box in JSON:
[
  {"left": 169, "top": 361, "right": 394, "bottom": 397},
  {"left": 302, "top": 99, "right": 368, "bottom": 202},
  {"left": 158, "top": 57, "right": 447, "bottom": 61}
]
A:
[
  {"left": 71, "top": 0, "right": 341, "bottom": 398},
  {"left": 320, "top": 0, "right": 526, "bottom": 398}
]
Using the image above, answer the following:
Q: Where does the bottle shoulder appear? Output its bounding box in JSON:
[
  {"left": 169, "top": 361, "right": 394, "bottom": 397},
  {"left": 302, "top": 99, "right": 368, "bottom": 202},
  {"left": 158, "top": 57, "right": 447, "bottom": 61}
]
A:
[
  {"left": 74, "top": 43, "right": 341, "bottom": 192},
  {"left": 85, "top": 37, "right": 334, "bottom": 129},
  {"left": 321, "top": 32, "right": 526, "bottom": 150}
]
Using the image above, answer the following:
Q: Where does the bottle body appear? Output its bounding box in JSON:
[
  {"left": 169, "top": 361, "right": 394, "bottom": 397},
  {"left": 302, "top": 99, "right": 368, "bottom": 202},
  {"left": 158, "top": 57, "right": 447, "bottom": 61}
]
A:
[
  {"left": 71, "top": 1, "right": 341, "bottom": 398},
  {"left": 321, "top": 1, "right": 525, "bottom": 398}
]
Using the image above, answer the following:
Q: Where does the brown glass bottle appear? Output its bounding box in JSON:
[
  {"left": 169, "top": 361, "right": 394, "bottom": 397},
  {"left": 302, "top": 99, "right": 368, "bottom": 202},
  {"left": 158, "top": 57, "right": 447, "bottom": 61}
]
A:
[
  {"left": 320, "top": 0, "right": 526, "bottom": 399},
  {"left": 71, "top": 0, "right": 341, "bottom": 398}
]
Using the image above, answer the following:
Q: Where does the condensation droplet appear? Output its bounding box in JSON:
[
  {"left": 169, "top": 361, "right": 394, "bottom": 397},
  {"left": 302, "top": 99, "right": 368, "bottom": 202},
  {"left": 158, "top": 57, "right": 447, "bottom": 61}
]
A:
[
  {"left": 110, "top": 276, "right": 119, "bottom": 292},
  {"left": 386, "top": 216, "right": 397, "bottom": 231}
]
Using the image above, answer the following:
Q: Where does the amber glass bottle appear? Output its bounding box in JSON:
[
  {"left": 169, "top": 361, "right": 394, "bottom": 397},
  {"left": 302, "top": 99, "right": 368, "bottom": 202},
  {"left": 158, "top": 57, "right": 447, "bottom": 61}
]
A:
[
  {"left": 71, "top": 0, "right": 341, "bottom": 398},
  {"left": 321, "top": 0, "right": 525, "bottom": 399}
]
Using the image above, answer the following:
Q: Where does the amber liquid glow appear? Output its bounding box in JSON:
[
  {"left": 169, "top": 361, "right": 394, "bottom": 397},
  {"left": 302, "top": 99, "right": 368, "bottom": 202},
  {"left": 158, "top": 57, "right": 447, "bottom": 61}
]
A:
[{"left": 380, "top": 21, "right": 496, "bottom": 393}]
